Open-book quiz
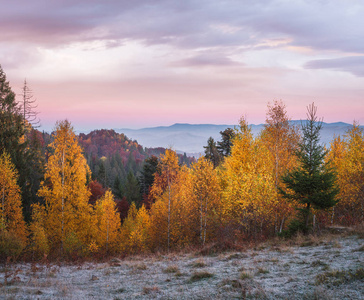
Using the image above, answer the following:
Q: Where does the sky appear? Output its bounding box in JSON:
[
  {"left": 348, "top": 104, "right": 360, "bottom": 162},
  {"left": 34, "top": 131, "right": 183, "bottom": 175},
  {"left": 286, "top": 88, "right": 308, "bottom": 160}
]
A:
[{"left": 1, "top": 0, "right": 363, "bottom": 132}]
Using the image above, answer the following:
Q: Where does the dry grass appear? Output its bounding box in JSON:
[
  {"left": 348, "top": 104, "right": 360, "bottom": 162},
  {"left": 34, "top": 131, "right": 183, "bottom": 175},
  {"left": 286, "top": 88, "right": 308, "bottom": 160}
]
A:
[
  {"left": 240, "top": 271, "right": 252, "bottom": 280},
  {"left": 1, "top": 225, "right": 363, "bottom": 299},
  {"left": 315, "top": 267, "right": 364, "bottom": 286},
  {"left": 131, "top": 262, "right": 147, "bottom": 271},
  {"left": 189, "top": 271, "right": 214, "bottom": 282},
  {"left": 191, "top": 258, "right": 207, "bottom": 268},
  {"left": 256, "top": 267, "right": 269, "bottom": 275},
  {"left": 163, "top": 265, "right": 179, "bottom": 273},
  {"left": 142, "top": 285, "right": 160, "bottom": 295}
]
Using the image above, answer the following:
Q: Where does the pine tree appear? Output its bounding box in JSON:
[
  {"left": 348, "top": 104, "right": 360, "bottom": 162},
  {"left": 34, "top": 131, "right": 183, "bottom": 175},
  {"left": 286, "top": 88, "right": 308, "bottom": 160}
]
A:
[
  {"left": 204, "top": 137, "right": 221, "bottom": 168},
  {"left": 125, "top": 171, "right": 141, "bottom": 205},
  {"left": 217, "top": 128, "right": 235, "bottom": 157},
  {"left": 0, "top": 65, "right": 34, "bottom": 221},
  {"left": 139, "top": 155, "right": 159, "bottom": 196},
  {"left": 280, "top": 103, "right": 339, "bottom": 234}
]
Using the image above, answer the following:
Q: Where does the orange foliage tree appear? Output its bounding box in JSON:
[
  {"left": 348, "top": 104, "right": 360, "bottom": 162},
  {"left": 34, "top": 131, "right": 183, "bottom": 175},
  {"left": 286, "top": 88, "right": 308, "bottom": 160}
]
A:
[
  {"left": 149, "top": 149, "right": 180, "bottom": 251},
  {"left": 220, "top": 118, "right": 276, "bottom": 239},
  {"left": 38, "top": 120, "right": 92, "bottom": 256},
  {"left": 189, "top": 157, "right": 221, "bottom": 245},
  {"left": 260, "top": 100, "right": 300, "bottom": 233},
  {"left": 95, "top": 190, "right": 121, "bottom": 253},
  {"left": 0, "top": 151, "right": 27, "bottom": 259},
  {"left": 328, "top": 122, "right": 364, "bottom": 224}
]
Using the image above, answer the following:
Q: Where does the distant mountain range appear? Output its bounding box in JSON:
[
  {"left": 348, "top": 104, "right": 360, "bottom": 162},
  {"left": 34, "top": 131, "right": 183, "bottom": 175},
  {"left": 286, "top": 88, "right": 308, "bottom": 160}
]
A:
[{"left": 114, "top": 122, "right": 360, "bottom": 157}]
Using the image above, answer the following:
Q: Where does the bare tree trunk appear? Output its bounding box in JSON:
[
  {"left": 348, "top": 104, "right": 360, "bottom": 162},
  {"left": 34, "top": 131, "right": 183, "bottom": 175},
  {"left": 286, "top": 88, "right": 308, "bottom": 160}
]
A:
[
  {"left": 305, "top": 203, "right": 311, "bottom": 232},
  {"left": 1, "top": 186, "right": 5, "bottom": 231},
  {"left": 200, "top": 196, "right": 203, "bottom": 244},
  {"left": 203, "top": 196, "right": 208, "bottom": 245},
  {"left": 61, "top": 147, "right": 65, "bottom": 255},
  {"left": 279, "top": 217, "right": 285, "bottom": 233},
  {"left": 167, "top": 170, "right": 171, "bottom": 253},
  {"left": 313, "top": 214, "right": 316, "bottom": 231},
  {"left": 106, "top": 214, "right": 109, "bottom": 252}
]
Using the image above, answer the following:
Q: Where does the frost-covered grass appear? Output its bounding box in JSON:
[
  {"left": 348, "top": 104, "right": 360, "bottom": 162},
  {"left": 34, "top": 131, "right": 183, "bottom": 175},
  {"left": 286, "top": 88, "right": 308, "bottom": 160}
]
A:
[{"left": 0, "top": 233, "right": 363, "bottom": 299}]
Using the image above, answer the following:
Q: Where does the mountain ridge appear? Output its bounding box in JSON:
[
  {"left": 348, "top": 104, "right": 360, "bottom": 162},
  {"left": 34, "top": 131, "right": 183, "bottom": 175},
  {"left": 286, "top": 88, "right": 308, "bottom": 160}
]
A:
[{"left": 113, "top": 121, "right": 360, "bottom": 156}]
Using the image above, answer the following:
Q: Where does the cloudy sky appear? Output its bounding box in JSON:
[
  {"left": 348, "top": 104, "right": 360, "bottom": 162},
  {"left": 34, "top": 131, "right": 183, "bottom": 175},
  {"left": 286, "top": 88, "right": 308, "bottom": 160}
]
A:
[{"left": 1, "top": 0, "right": 363, "bottom": 131}]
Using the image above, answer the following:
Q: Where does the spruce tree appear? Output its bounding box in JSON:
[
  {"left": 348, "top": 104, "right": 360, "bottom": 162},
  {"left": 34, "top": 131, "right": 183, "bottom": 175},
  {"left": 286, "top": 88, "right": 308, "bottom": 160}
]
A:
[
  {"left": 217, "top": 128, "right": 235, "bottom": 157},
  {"left": 204, "top": 137, "right": 221, "bottom": 168},
  {"left": 0, "top": 65, "right": 36, "bottom": 221},
  {"left": 280, "top": 103, "right": 339, "bottom": 234}
]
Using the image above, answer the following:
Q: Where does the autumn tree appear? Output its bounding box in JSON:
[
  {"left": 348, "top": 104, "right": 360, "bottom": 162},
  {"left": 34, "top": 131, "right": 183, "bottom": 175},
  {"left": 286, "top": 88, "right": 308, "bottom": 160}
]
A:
[
  {"left": 280, "top": 103, "right": 339, "bottom": 234},
  {"left": 120, "top": 202, "right": 151, "bottom": 253},
  {"left": 38, "top": 120, "right": 92, "bottom": 256},
  {"left": 342, "top": 122, "right": 364, "bottom": 223},
  {"left": 149, "top": 149, "right": 180, "bottom": 251},
  {"left": 190, "top": 157, "right": 220, "bottom": 245},
  {"left": 261, "top": 100, "right": 300, "bottom": 233},
  {"left": 88, "top": 180, "right": 106, "bottom": 206},
  {"left": 95, "top": 190, "right": 121, "bottom": 253},
  {"left": 0, "top": 151, "right": 27, "bottom": 260},
  {"left": 28, "top": 203, "right": 49, "bottom": 260},
  {"left": 221, "top": 118, "right": 276, "bottom": 239},
  {"left": 328, "top": 123, "right": 364, "bottom": 224},
  {"left": 148, "top": 165, "right": 194, "bottom": 250}
]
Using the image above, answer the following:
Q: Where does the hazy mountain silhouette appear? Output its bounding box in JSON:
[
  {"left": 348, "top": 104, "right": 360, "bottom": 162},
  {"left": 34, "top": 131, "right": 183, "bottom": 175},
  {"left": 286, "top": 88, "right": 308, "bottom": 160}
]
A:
[{"left": 115, "top": 122, "right": 359, "bottom": 156}]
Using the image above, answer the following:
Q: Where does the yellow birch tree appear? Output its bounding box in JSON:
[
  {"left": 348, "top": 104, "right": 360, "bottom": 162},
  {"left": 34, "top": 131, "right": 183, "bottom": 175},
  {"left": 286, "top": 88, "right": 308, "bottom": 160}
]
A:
[
  {"left": 0, "top": 151, "right": 27, "bottom": 258},
  {"left": 95, "top": 190, "right": 121, "bottom": 253},
  {"left": 260, "top": 100, "right": 300, "bottom": 233},
  {"left": 329, "top": 123, "right": 364, "bottom": 224},
  {"left": 221, "top": 118, "right": 276, "bottom": 238},
  {"left": 38, "top": 120, "right": 92, "bottom": 256},
  {"left": 149, "top": 149, "right": 180, "bottom": 251},
  {"left": 190, "top": 157, "right": 221, "bottom": 245}
]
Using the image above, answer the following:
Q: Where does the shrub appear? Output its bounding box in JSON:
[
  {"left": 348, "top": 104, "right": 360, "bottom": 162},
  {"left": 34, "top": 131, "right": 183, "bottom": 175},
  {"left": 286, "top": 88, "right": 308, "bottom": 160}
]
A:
[{"left": 0, "top": 227, "right": 25, "bottom": 262}]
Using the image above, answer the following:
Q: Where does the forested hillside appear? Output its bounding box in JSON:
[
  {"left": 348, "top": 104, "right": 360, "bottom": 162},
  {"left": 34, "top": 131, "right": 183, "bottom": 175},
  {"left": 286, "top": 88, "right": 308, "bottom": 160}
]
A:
[{"left": 1, "top": 65, "right": 363, "bottom": 261}]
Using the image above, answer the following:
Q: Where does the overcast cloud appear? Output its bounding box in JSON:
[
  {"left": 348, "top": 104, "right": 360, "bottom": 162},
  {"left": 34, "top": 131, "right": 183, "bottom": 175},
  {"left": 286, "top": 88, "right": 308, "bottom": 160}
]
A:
[{"left": 0, "top": 0, "right": 363, "bottom": 130}]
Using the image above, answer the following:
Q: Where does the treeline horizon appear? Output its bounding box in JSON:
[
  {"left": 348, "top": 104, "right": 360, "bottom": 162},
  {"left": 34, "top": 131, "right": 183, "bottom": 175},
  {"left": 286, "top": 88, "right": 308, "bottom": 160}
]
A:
[{"left": 1, "top": 64, "right": 364, "bottom": 261}]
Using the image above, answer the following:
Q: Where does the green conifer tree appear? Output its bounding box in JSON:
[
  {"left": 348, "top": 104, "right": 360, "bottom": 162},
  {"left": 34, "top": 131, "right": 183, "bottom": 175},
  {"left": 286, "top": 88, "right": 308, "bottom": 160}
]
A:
[{"left": 280, "top": 103, "right": 339, "bottom": 234}]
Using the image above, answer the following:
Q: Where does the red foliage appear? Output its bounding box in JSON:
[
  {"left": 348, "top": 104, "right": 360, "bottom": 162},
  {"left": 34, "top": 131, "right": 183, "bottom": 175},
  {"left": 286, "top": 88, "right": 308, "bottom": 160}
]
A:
[
  {"left": 141, "top": 188, "right": 154, "bottom": 210},
  {"left": 115, "top": 197, "right": 130, "bottom": 223},
  {"left": 88, "top": 180, "right": 106, "bottom": 205}
]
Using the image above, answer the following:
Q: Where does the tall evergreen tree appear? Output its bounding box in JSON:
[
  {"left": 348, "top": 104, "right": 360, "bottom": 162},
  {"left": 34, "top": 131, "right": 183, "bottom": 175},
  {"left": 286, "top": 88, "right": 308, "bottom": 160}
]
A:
[
  {"left": 0, "top": 65, "right": 36, "bottom": 221},
  {"left": 204, "top": 137, "right": 221, "bottom": 168},
  {"left": 217, "top": 128, "right": 235, "bottom": 157},
  {"left": 125, "top": 171, "right": 141, "bottom": 206},
  {"left": 139, "top": 155, "right": 159, "bottom": 195},
  {"left": 280, "top": 103, "right": 339, "bottom": 234}
]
